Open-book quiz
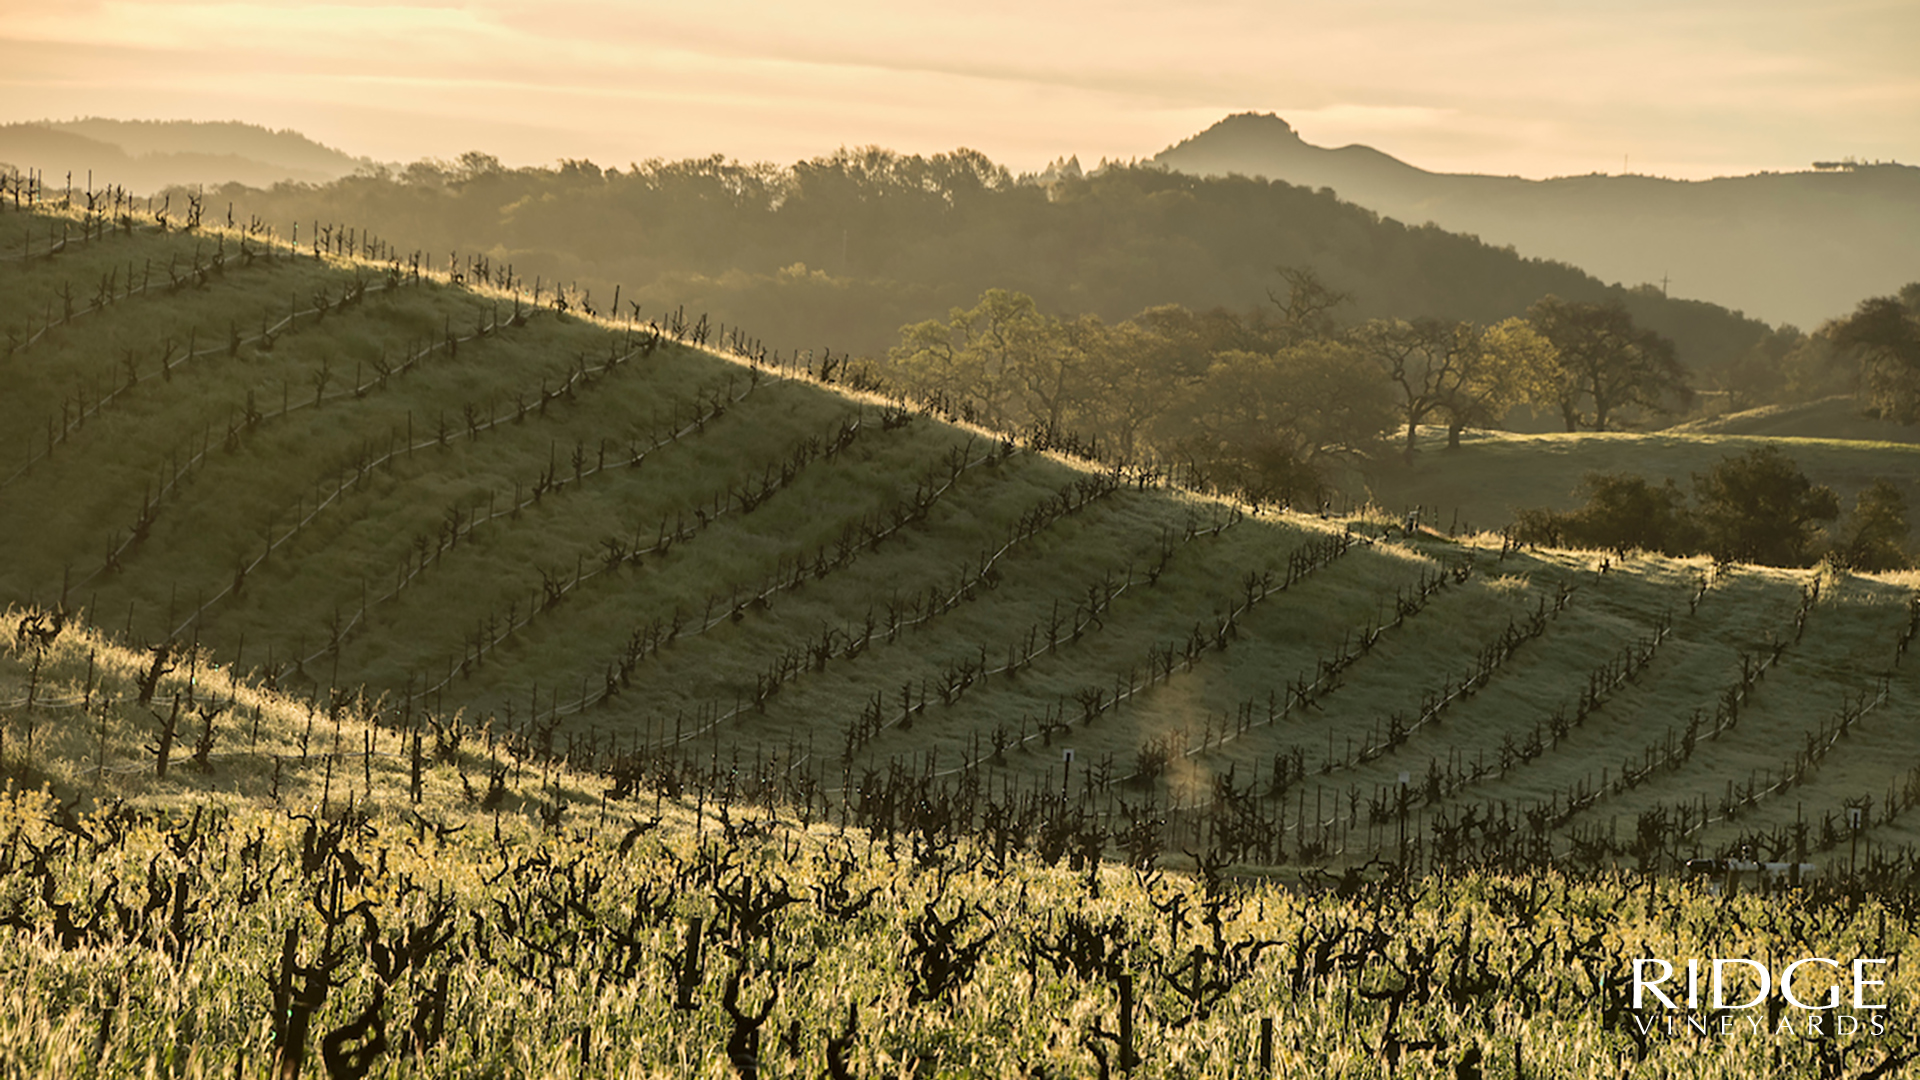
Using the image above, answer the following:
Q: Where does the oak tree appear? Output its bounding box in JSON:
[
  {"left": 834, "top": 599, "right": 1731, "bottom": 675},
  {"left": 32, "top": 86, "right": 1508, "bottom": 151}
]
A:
[
  {"left": 1693, "top": 445, "right": 1839, "bottom": 566},
  {"left": 1528, "top": 297, "right": 1690, "bottom": 431},
  {"left": 1827, "top": 284, "right": 1920, "bottom": 422}
]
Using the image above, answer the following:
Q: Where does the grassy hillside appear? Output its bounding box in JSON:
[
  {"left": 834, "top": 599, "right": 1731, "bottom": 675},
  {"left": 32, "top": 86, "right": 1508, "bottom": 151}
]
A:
[
  {"left": 3, "top": 611, "right": 1920, "bottom": 1068},
  {"left": 4, "top": 196, "right": 1920, "bottom": 1076},
  {"left": 3, "top": 616, "right": 1919, "bottom": 1077},
  {"left": 1357, "top": 424, "right": 1920, "bottom": 539},
  {"left": 1671, "top": 395, "right": 1920, "bottom": 444},
  {"left": 3, "top": 197, "right": 1920, "bottom": 877}
]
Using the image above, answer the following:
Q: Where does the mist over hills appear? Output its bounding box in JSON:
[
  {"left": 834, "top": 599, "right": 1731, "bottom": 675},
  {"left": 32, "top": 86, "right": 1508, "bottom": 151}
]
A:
[
  {"left": 7, "top": 114, "right": 1907, "bottom": 415},
  {"left": 1152, "top": 113, "right": 1920, "bottom": 331},
  {"left": 111, "top": 144, "right": 1776, "bottom": 389},
  {"left": 0, "top": 119, "right": 367, "bottom": 193}
]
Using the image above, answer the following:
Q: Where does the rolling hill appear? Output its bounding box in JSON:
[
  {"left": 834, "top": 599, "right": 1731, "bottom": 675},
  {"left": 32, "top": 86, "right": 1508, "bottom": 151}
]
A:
[
  {"left": 3, "top": 192, "right": 1918, "bottom": 879},
  {"left": 0, "top": 119, "right": 368, "bottom": 194},
  {"left": 1670, "top": 394, "right": 1920, "bottom": 444},
  {"left": 1154, "top": 113, "right": 1920, "bottom": 331},
  {"left": 1355, "top": 422, "right": 1920, "bottom": 539},
  {"left": 144, "top": 147, "right": 1779, "bottom": 385}
]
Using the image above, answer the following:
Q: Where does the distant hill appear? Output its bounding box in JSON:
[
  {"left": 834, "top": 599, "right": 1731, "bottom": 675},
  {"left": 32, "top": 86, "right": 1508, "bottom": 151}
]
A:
[
  {"left": 1669, "top": 395, "right": 1920, "bottom": 443},
  {"left": 0, "top": 122, "right": 1787, "bottom": 384},
  {"left": 0, "top": 119, "right": 367, "bottom": 193},
  {"left": 192, "top": 151, "right": 1778, "bottom": 381},
  {"left": 1153, "top": 113, "right": 1920, "bottom": 330}
]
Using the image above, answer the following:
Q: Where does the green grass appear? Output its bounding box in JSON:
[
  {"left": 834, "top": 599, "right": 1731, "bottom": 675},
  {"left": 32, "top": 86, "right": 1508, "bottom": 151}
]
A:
[
  {"left": 5, "top": 199, "right": 1920, "bottom": 1075},
  {"left": 2, "top": 201, "right": 1919, "bottom": 873},
  {"left": 1355, "top": 424, "right": 1920, "bottom": 538},
  {"left": 1673, "top": 395, "right": 1920, "bottom": 443},
  {"left": 0, "top": 623, "right": 1916, "bottom": 1077}
]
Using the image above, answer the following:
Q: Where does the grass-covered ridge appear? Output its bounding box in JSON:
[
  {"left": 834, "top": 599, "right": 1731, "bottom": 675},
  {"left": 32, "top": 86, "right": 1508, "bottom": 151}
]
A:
[
  {"left": 4, "top": 197, "right": 1920, "bottom": 1077},
  {"left": 3, "top": 198, "right": 1920, "bottom": 872},
  {"left": 1359, "top": 423, "right": 1920, "bottom": 539}
]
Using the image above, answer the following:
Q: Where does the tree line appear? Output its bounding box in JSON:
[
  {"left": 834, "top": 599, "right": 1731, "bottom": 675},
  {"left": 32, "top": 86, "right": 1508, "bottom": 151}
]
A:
[
  {"left": 871, "top": 273, "right": 1919, "bottom": 555},
  {"left": 184, "top": 149, "right": 1781, "bottom": 384},
  {"left": 869, "top": 273, "right": 1697, "bottom": 506},
  {"left": 1501, "top": 281, "right": 1920, "bottom": 570},
  {"left": 1830, "top": 282, "right": 1920, "bottom": 423},
  {"left": 1514, "top": 447, "right": 1912, "bottom": 570}
]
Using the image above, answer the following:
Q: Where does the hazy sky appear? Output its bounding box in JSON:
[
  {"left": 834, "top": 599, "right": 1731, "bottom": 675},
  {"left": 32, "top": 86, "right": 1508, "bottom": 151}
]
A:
[{"left": 1, "top": 0, "right": 1914, "bottom": 179}]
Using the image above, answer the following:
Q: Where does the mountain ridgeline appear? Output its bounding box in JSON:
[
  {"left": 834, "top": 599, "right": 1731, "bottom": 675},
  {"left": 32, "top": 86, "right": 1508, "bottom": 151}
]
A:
[
  {"left": 1154, "top": 112, "right": 1920, "bottom": 332},
  {"left": 0, "top": 119, "right": 369, "bottom": 195}
]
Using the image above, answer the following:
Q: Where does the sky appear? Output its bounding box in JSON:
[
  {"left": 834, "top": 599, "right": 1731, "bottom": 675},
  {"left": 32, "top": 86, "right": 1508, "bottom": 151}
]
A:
[{"left": 0, "top": 0, "right": 1914, "bottom": 180}]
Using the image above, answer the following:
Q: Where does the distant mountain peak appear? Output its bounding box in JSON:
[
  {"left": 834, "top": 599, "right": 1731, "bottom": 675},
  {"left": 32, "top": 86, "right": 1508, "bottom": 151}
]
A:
[
  {"left": 1149, "top": 114, "right": 1920, "bottom": 329},
  {"left": 1210, "top": 112, "right": 1299, "bottom": 135},
  {"left": 1168, "top": 112, "right": 1305, "bottom": 153},
  {"left": 1153, "top": 112, "right": 1428, "bottom": 192}
]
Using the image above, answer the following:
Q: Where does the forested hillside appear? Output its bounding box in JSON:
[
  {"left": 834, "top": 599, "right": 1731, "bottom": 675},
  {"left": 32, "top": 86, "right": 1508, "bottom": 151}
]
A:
[
  {"left": 167, "top": 150, "right": 1776, "bottom": 386},
  {"left": 1155, "top": 112, "right": 1920, "bottom": 332}
]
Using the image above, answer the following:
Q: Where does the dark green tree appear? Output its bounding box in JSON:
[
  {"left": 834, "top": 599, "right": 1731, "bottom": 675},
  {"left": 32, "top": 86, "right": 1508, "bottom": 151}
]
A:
[
  {"left": 1349, "top": 318, "right": 1474, "bottom": 452},
  {"left": 1350, "top": 315, "right": 1554, "bottom": 451},
  {"left": 1692, "top": 445, "right": 1840, "bottom": 566},
  {"left": 1836, "top": 479, "right": 1913, "bottom": 572},
  {"left": 1080, "top": 305, "right": 1221, "bottom": 461},
  {"left": 1562, "top": 473, "right": 1696, "bottom": 555},
  {"left": 454, "top": 151, "right": 504, "bottom": 181},
  {"left": 1528, "top": 297, "right": 1691, "bottom": 431},
  {"left": 1827, "top": 284, "right": 1920, "bottom": 422},
  {"left": 1167, "top": 340, "right": 1394, "bottom": 504},
  {"left": 887, "top": 288, "right": 1063, "bottom": 430}
]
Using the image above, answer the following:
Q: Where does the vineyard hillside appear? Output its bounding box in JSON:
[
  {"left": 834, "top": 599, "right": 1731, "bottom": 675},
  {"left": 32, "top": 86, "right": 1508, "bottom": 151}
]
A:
[
  {"left": 3, "top": 197, "right": 1920, "bottom": 878},
  {"left": 3, "top": 633, "right": 1916, "bottom": 1077}
]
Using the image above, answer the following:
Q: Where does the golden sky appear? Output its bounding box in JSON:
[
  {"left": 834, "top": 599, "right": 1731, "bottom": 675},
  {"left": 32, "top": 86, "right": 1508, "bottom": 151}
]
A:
[{"left": 1, "top": 0, "right": 1914, "bottom": 178}]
